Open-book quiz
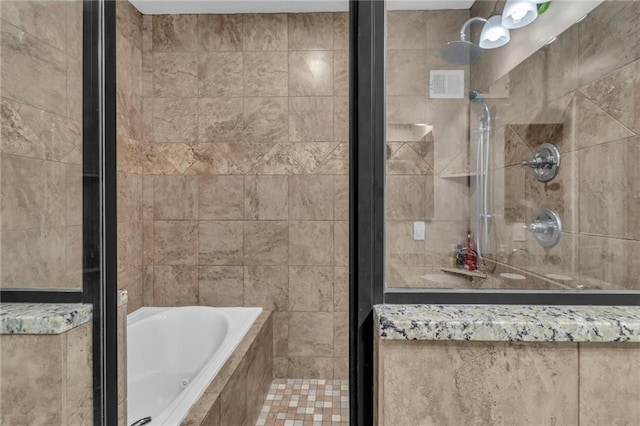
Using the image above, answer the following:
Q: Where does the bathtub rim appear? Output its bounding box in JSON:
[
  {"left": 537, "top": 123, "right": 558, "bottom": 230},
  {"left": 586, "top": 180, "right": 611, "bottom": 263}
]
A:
[
  {"left": 179, "top": 308, "right": 273, "bottom": 425},
  {"left": 126, "top": 306, "right": 264, "bottom": 426}
]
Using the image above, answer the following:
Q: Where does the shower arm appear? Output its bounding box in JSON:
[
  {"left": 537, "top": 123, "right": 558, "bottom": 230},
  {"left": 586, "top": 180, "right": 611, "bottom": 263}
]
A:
[{"left": 459, "top": 17, "right": 489, "bottom": 42}]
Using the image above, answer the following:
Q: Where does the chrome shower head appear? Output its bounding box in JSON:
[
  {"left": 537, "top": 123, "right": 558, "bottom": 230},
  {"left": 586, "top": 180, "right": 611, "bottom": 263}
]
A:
[
  {"left": 469, "top": 90, "right": 485, "bottom": 104},
  {"left": 441, "top": 16, "right": 488, "bottom": 65},
  {"left": 441, "top": 40, "right": 483, "bottom": 65},
  {"left": 469, "top": 91, "right": 491, "bottom": 123}
]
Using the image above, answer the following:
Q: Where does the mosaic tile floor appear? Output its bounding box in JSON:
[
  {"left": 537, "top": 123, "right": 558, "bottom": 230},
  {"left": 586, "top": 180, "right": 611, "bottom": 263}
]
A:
[{"left": 256, "top": 379, "right": 349, "bottom": 425}]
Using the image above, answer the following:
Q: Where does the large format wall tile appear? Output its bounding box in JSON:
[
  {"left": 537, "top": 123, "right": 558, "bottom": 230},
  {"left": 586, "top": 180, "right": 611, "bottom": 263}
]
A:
[
  {"left": 198, "top": 15, "right": 242, "bottom": 52},
  {"left": 125, "top": 11, "right": 350, "bottom": 378},
  {"left": 380, "top": 341, "right": 578, "bottom": 426},
  {"left": 579, "top": 343, "right": 640, "bottom": 425},
  {"left": 242, "top": 14, "right": 288, "bottom": 52},
  {"left": 243, "top": 52, "right": 288, "bottom": 97},
  {"left": 578, "top": 2, "right": 640, "bottom": 86},
  {"left": 288, "top": 13, "right": 334, "bottom": 51},
  {"left": 1, "top": 22, "right": 67, "bottom": 117}
]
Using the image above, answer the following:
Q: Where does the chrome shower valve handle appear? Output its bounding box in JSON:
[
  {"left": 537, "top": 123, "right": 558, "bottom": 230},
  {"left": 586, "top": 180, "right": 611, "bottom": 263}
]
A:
[
  {"left": 521, "top": 143, "right": 561, "bottom": 182},
  {"left": 525, "top": 208, "right": 562, "bottom": 248},
  {"left": 521, "top": 155, "right": 557, "bottom": 169}
]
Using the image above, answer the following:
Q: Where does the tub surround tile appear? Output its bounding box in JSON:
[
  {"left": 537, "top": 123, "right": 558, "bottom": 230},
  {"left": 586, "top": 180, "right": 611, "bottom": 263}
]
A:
[
  {"left": 152, "top": 15, "right": 197, "bottom": 52},
  {"left": 152, "top": 52, "right": 198, "bottom": 97},
  {"left": 242, "top": 14, "right": 288, "bottom": 52},
  {"left": 289, "top": 51, "right": 334, "bottom": 96},
  {"left": 288, "top": 13, "right": 334, "bottom": 51},
  {"left": 198, "top": 15, "right": 243, "bottom": 52},
  {"left": 244, "top": 266, "right": 289, "bottom": 311},
  {"left": 288, "top": 312, "right": 334, "bottom": 357},
  {"left": 199, "top": 266, "right": 244, "bottom": 307},
  {"left": 244, "top": 175, "right": 289, "bottom": 220},
  {"left": 242, "top": 97, "right": 288, "bottom": 143},
  {"left": 243, "top": 52, "right": 288, "bottom": 97},
  {"left": 198, "top": 52, "right": 243, "bottom": 97},
  {"left": 374, "top": 304, "right": 640, "bottom": 342},
  {"left": 0, "top": 303, "right": 92, "bottom": 334}
]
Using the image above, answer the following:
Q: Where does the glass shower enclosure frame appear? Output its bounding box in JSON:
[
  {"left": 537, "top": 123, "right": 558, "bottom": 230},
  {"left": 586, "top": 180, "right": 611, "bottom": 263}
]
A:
[
  {"left": 349, "top": 0, "right": 640, "bottom": 424},
  {"left": 0, "top": 1, "right": 118, "bottom": 424}
]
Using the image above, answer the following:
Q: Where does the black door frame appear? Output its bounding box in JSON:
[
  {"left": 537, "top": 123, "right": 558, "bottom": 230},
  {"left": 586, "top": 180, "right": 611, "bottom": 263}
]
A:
[{"left": 0, "top": 1, "right": 118, "bottom": 424}]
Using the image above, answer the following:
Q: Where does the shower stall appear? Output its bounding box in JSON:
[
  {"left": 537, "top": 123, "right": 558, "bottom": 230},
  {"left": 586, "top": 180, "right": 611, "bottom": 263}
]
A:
[{"left": 381, "top": 0, "right": 640, "bottom": 294}]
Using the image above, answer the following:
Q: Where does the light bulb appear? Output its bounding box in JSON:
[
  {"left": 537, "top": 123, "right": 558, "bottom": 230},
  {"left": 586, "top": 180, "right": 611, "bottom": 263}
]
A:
[
  {"left": 511, "top": 6, "right": 528, "bottom": 21},
  {"left": 486, "top": 28, "right": 502, "bottom": 42}
]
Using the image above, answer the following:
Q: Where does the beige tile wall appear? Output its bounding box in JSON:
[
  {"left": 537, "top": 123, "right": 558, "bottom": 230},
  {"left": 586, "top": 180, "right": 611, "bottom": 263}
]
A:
[
  {"left": 0, "top": 0, "right": 83, "bottom": 289},
  {"left": 375, "top": 338, "right": 640, "bottom": 425},
  {"left": 384, "top": 10, "right": 471, "bottom": 288},
  {"left": 472, "top": 1, "right": 640, "bottom": 290},
  {"left": 129, "top": 11, "right": 349, "bottom": 379},
  {"left": 0, "top": 323, "right": 93, "bottom": 425},
  {"left": 117, "top": 0, "right": 145, "bottom": 311}
]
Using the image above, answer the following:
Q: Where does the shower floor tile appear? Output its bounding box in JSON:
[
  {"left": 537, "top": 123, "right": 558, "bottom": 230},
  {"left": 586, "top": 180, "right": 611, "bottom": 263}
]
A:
[{"left": 256, "top": 379, "right": 349, "bottom": 425}]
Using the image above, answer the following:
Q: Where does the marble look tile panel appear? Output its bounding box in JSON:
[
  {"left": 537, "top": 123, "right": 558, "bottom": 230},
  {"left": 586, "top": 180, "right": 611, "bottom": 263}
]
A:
[
  {"left": 578, "top": 2, "right": 640, "bottom": 86},
  {"left": 198, "top": 52, "right": 243, "bottom": 97},
  {"left": 579, "top": 136, "right": 640, "bottom": 240},
  {"left": 198, "top": 15, "right": 242, "bottom": 52},
  {"left": 244, "top": 221, "right": 289, "bottom": 265},
  {"left": 199, "top": 221, "right": 244, "bottom": 265},
  {"left": 244, "top": 175, "right": 289, "bottom": 220},
  {"left": 386, "top": 11, "right": 426, "bottom": 50},
  {"left": 289, "top": 51, "right": 334, "bottom": 97},
  {"left": 242, "top": 14, "right": 288, "bottom": 52},
  {"left": 243, "top": 97, "right": 288, "bottom": 143},
  {"left": 199, "top": 266, "right": 244, "bottom": 306},
  {"left": 289, "top": 221, "right": 334, "bottom": 266},
  {"left": 243, "top": 52, "right": 288, "bottom": 97},
  {"left": 152, "top": 52, "right": 198, "bottom": 97},
  {"left": 152, "top": 15, "right": 197, "bottom": 52},
  {"left": 288, "top": 13, "right": 334, "bottom": 51},
  {"left": 153, "top": 265, "right": 199, "bottom": 306},
  {"left": 1, "top": 21, "right": 67, "bottom": 117},
  {"left": 289, "top": 97, "right": 334, "bottom": 142},
  {"left": 289, "top": 266, "right": 334, "bottom": 312},
  {"left": 1, "top": 303, "right": 92, "bottom": 334},
  {"left": 375, "top": 304, "right": 640, "bottom": 342},
  {"left": 380, "top": 340, "right": 578, "bottom": 425},
  {"left": 198, "top": 98, "right": 243, "bottom": 143},
  {"left": 244, "top": 266, "right": 289, "bottom": 311},
  {"left": 579, "top": 343, "right": 640, "bottom": 425},
  {"left": 288, "top": 311, "right": 334, "bottom": 357},
  {"left": 289, "top": 175, "right": 333, "bottom": 220},
  {"left": 198, "top": 175, "right": 244, "bottom": 220}
]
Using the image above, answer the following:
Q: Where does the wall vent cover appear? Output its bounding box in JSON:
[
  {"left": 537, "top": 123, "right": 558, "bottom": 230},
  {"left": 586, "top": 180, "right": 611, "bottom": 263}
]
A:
[{"left": 429, "top": 70, "right": 465, "bottom": 99}]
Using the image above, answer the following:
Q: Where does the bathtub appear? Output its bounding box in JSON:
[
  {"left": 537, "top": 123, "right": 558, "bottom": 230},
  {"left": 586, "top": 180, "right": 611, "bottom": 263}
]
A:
[{"left": 127, "top": 306, "right": 263, "bottom": 426}]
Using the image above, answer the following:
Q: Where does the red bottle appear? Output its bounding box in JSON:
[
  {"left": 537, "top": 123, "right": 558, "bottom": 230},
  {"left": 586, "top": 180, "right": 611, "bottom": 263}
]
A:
[{"left": 464, "top": 230, "right": 477, "bottom": 271}]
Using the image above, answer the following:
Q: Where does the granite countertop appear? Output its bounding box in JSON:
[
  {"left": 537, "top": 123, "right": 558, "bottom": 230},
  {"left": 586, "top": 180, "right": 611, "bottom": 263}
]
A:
[
  {"left": 375, "top": 304, "right": 640, "bottom": 342},
  {"left": 1, "top": 303, "right": 93, "bottom": 334}
]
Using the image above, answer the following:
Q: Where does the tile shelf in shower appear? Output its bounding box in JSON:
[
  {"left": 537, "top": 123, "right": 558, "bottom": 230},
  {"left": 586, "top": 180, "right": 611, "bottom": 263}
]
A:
[{"left": 440, "top": 172, "right": 477, "bottom": 179}]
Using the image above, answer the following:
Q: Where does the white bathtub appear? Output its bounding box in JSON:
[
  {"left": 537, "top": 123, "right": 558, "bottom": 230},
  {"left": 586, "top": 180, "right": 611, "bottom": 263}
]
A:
[{"left": 127, "top": 306, "right": 263, "bottom": 426}]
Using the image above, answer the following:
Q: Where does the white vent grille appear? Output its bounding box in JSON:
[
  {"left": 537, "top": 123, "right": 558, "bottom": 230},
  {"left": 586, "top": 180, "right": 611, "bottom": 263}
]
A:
[{"left": 429, "top": 70, "right": 465, "bottom": 99}]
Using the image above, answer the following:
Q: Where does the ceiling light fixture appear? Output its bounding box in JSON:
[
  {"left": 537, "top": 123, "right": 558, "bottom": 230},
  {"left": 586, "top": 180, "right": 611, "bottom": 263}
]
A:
[
  {"left": 479, "top": 15, "right": 510, "bottom": 49},
  {"left": 502, "top": 0, "right": 538, "bottom": 29}
]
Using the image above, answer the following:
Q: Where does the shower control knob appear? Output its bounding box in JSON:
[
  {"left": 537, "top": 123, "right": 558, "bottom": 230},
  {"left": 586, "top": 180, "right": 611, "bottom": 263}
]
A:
[
  {"left": 525, "top": 208, "right": 562, "bottom": 248},
  {"left": 521, "top": 156, "right": 556, "bottom": 168},
  {"left": 521, "top": 143, "right": 561, "bottom": 182}
]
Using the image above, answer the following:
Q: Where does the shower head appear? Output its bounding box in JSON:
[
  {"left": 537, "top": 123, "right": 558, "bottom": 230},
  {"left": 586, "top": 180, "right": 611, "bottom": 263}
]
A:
[
  {"left": 441, "top": 40, "right": 483, "bottom": 65},
  {"left": 469, "top": 90, "right": 491, "bottom": 123},
  {"left": 469, "top": 90, "right": 485, "bottom": 104},
  {"left": 441, "top": 16, "right": 488, "bottom": 65}
]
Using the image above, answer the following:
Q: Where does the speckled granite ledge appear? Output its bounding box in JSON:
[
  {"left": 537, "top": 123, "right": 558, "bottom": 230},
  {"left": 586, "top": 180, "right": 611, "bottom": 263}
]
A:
[
  {"left": 375, "top": 304, "right": 640, "bottom": 342},
  {"left": 1, "top": 303, "right": 92, "bottom": 334}
]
